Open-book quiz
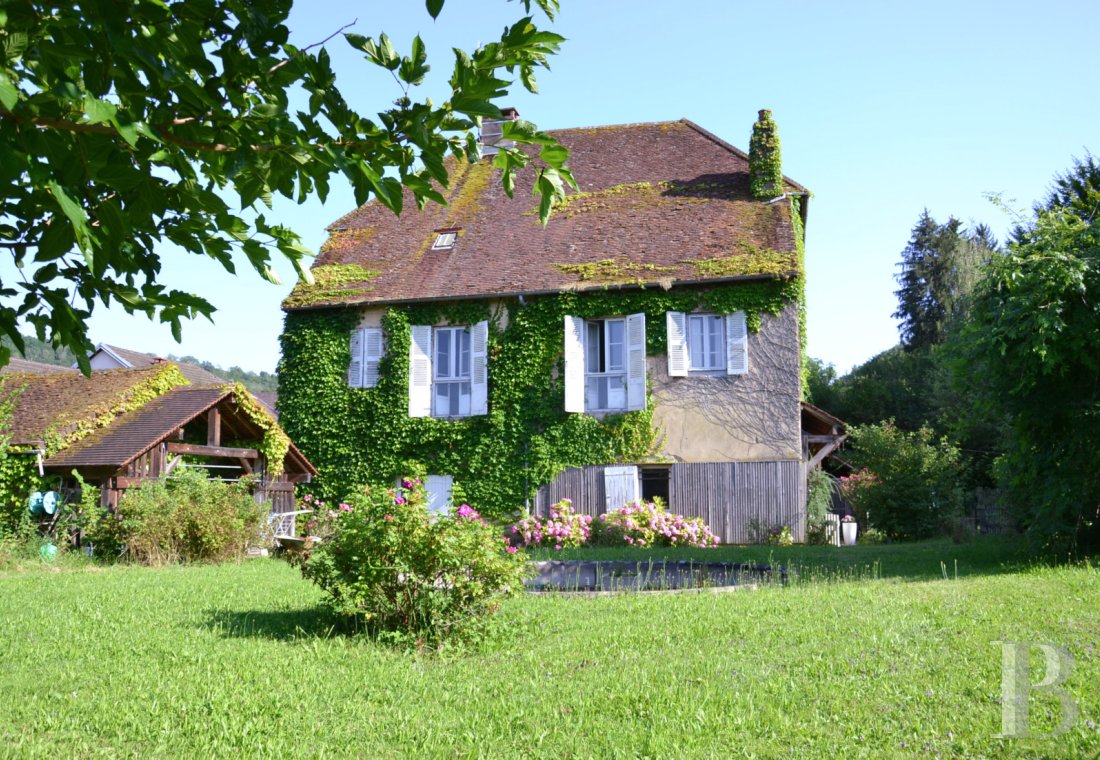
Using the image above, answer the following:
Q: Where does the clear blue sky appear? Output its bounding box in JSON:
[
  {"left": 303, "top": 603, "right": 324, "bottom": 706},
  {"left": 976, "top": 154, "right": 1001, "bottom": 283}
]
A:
[{"left": 78, "top": 0, "right": 1099, "bottom": 374}]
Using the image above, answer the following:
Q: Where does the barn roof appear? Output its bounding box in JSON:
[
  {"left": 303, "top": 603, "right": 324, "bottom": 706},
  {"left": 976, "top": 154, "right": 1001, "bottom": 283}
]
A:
[
  {"left": 4, "top": 365, "right": 179, "bottom": 447},
  {"left": 0, "top": 357, "right": 77, "bottom": 375},
  {"left": 284, "top": 119, "right": 808, "bottom": 311},
  {"left": 43, "top": 386, "right": 315, "bottom": 475}
]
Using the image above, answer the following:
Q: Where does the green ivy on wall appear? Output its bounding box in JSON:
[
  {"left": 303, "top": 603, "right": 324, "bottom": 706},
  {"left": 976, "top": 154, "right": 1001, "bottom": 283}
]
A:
[{"left": 278, "top": 278, "right": 800, "bottom": 519}]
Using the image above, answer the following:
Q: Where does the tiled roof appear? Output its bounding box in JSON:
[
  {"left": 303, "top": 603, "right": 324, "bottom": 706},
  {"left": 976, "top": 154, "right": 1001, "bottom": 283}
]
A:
[
  {"left": 1, "top": 358, "right": 77, "bottom": 375},
  {"left": 95, "top": 344, "right": 227, "bottom": 385},
  {"left": 44, "top": 386, "right": 316, "bottom": 475},
  {"left": 46, "top": 387, "right": 227, "bottom": 469},
  {"left": 252, "top": 391, "right": 279, "bottom": 418},
  {"left": 287, "top": 119, "right": 808, "bottom": 311},
  {"left": 4, "top": 365, "right": 177, "bottom": 446}
]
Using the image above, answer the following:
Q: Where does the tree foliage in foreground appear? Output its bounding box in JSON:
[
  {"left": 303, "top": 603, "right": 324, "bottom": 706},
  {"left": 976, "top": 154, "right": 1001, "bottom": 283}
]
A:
[
  {"left": 954, "top": 158, "right": 1100, "bottom": 550},
  {"left": 0, "top": 0, "right": 574, "bottom": 371}
]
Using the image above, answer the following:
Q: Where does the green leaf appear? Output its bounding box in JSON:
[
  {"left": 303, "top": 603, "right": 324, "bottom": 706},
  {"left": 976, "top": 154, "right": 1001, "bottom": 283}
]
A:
[
  {"left": 82, "top": 95, "right": 117, "bottom": 124},
  {"left": 47, "top": 181, "right": 93, "bottom": 256},
  {"left": 426, "top": 0, "right": 445, "bottom": 19},
  {"left": 0, "top": 71, "right": 18, "bottom": 110}
]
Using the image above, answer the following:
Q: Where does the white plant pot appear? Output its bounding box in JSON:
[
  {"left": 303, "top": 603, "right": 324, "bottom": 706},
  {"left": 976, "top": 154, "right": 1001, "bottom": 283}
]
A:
[{"left": 842, "top": 522, "right": 858, "bottom": 546}]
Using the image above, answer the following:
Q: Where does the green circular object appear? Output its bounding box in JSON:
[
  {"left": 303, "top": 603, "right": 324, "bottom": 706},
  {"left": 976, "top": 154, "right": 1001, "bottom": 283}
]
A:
[{"left": 39, "top": 543, "right": 58, "bottom": 561}]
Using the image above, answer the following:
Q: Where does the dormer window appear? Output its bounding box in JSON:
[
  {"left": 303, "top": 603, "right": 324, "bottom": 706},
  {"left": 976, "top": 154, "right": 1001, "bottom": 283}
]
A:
[{"left": 432, "top": 229, "right": 459, "bottom": 250}]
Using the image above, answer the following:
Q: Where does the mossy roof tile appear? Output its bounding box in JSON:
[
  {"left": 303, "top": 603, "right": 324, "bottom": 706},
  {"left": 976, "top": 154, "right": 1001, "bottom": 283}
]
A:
[{"left": 286, "top": 119, "right": 808, "bottom": 310}]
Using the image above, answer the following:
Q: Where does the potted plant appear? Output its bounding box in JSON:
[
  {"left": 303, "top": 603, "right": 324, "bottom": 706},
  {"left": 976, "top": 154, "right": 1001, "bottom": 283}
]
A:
[{"left": 841, "top": 515, "right": 858, "bottom": 546}]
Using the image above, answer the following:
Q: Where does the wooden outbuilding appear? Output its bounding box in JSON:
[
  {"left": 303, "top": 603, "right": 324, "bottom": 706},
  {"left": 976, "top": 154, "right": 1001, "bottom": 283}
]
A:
[{"left": 2, "top": 363, "right": 314, "bottom": 518}]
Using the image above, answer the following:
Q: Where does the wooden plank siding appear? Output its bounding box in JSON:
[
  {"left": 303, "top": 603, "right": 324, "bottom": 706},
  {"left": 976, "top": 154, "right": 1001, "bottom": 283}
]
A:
[
  {"left": 536, "top": 461, "right": 807, "bottom": 544},
  {"left": 535, "top": 466, "right": 605, "bottom": 518}
]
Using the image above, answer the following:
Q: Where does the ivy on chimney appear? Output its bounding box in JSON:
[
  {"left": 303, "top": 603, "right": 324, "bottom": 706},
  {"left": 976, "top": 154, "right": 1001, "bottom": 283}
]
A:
[{"left": 749, "top": 109, "right": 783, "bottom": 199}]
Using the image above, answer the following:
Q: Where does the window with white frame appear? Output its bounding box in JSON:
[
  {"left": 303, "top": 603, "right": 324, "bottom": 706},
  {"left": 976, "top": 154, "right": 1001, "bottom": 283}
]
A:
[
  {"left": 348, "top": 326, "right": 385, "bottom": 388},
  {"left": 408, "top": 321, "right": 489, "bottom": 418},
  {"left": 687, "top": 314, "right": 724, "bottom": 371},
  {"left": 666, "top": 311, "right": 748, "bottom": 377},
  {"left": 433, "top": 325, "right": 472, "bottom": 417},
  {"left": 585, "top": 318, "right": 627, "bottom": 411},
  {"left": 563, "top": 313, "right": 647, "bottom": 414}
]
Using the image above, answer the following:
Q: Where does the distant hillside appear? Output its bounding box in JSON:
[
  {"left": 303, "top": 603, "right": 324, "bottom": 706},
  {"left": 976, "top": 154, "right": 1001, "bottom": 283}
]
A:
[
  {"left": 168, "top": 356, "right": 279, "bottom": 393},
  {"left": 0, "top": 334, "right": 278, "bottom": 394},
  {"left": 0, "top": 334, "right": 77, "bottom": 366}
]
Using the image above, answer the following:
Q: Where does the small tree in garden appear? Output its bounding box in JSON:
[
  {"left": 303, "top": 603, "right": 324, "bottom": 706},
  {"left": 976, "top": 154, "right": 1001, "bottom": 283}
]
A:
[
  {"left": 843, "top": 422, "right": 964, "bottom": 540},
  {"left": 293, "top": 478, "right": 529, "bottom": 646}
]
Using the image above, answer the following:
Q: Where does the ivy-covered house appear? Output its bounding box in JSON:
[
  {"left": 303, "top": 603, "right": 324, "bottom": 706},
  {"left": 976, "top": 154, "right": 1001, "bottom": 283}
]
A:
[
  {"left": 0, "top": 363, "right": 314, "bottom": 528},
  {"left": 278, "top": 111, "right": 814, "bottom": 541}
]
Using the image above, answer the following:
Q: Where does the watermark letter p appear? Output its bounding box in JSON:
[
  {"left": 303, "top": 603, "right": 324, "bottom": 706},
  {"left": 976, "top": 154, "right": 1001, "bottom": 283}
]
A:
[{"left": 994, "top": 641, "right": 1077, "bottom": 738}]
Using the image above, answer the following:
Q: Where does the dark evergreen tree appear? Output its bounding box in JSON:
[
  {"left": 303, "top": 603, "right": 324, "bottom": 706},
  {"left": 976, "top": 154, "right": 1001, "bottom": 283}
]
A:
[{"left": 893, "top": 211, "right": 994, "bottom": 350}]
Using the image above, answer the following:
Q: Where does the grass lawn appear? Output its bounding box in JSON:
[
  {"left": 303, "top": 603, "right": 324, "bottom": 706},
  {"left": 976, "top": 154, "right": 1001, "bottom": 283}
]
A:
[{"left": 0, "top": 537, "right": 1096, "bottom": 758}]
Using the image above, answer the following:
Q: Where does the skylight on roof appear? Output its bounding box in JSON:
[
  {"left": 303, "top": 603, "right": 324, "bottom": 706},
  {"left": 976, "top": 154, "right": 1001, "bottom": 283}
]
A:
[{"left": 432, "top": 230, "right": 458, "bottom": 250}]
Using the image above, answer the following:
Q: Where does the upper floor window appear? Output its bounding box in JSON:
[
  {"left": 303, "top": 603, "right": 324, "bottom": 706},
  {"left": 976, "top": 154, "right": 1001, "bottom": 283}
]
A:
[
  {"left": 408, "top": 321, "right": 489, "bottom": 418},
  {"left": 666, "top": 311, "right": 748, "bottom": 377},
  {"left": 563, "top": 313, "right": 647, "bottom": 414},
  {"left": 433, "top": 326, "right": 472, "bottom": 417},
  {"left": 585, "top": 318, "right": 627, "bottom": 411},
  {"left": 687, "top": 314, "right": 724, "bottom": 371}
]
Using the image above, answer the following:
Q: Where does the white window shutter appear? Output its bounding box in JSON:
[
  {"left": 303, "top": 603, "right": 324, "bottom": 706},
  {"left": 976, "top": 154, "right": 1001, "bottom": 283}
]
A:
[
  {"left": 470, "top": 320, "right": 489, "bottom": 416},
  {"left": 603, "top": 465, "right": 640, "bottom": 511},
  {"left": 626, "top": 312, "right": 647, "bottom": 411},
  {"left": 408, "top": 325, "right": 433, "bottom": 417},
  {"left": 726, "top": 311, "right": 749, "bottom": 375},
  {"left": 563, "top": 315, "right": 586, "bottom": 413},
  {"left": 425, "top": 475, "right": 453, "bottom": 516},
  {"left": 665, "top": 311, "right": 688, "bottom": 377},
  {"left": 363, "top": 327, "right": 384, "bottom": 388},
  {"left": 348, "top": 328, "right": 364, "bottom": 387}
]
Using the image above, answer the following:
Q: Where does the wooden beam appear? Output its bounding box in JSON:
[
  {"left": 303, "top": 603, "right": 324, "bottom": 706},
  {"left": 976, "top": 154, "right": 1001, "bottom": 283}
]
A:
[
  {"left": 207, "top": 407, "right": 221, "bottom": 447},
  {"left": 803, "top": 434, "right": 841, "bottom": 445},
  {"left": 808, "top": 434, "right": 848, "bottom": 469},
  {"left": 237, "top": 458, "right": 253, "bottom": 474},
  {"left": 166, "top": 442, "right": 258, "bottom": 459}
]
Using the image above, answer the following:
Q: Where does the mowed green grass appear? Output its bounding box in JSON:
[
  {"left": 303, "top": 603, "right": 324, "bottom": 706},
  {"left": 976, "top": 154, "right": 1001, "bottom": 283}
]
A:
[{"left": 0, "top": 538, "right": 1097, "bottom": 759}]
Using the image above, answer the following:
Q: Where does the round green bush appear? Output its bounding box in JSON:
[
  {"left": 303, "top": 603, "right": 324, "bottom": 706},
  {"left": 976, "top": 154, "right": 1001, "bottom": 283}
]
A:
[{"left": 294, "top": 478, "right": 530, "bottom": 646}]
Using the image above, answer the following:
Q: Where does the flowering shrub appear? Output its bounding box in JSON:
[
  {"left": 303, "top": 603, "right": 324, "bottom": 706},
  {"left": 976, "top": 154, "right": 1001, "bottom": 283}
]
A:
[
  {"left": 292, "top": 478, "right": 529, "bottom": 645},
  {"left": 837, "top": 468, "right": 879, "bottom": 503},
  {"left": 594, "top": 500, "right": 719, "bottom": 548},
  {"left": 510, "top": 499, "right": 592, "bottom": 550},
  {"left": 766, "top": 525, "right": 794, "bottom": 546}
]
